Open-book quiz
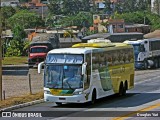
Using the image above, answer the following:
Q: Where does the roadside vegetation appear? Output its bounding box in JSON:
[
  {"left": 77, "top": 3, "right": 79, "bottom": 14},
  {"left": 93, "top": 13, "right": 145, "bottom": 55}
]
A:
[
  {"left": 2, "top": 56, "right": 28, "bottom": 65},
  {"left": 0, "top": 92, "right": 43, "bottom": 109},
  {"left": 1, "top": 0, "right": 160, "bottom": 57}
]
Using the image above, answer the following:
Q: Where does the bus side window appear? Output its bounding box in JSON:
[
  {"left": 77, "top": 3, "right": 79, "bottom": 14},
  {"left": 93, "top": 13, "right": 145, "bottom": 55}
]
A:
[
  {"left": 84, "top": 68, "right": 90, "bottom": 90},
  {"left": 106, "top": 52, "right": 112, "bottom": 66}
]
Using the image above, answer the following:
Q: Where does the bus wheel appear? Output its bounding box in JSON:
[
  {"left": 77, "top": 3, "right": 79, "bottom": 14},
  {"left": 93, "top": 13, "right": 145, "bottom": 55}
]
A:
[
  {"left": 158, "top": 58, "right": 160, "bottom": 68},
  {"left": 122, "top": 85, "right": 126, "bottom": 95},
  {"left": 154, "top": 59, "right": 158, "bottom": 68},
  {"left": 118, "top": 82, "right": 123, "bottom": 96},
  {"left": 143, "top": 61, "right": 148, "bottom": 70},
  {"left": 122, "top": 81, "right": 128, "bottom": 95},
  {"left": 91, "top": 90, "right": 96, "bottom": 104},
  {"left": 56, "top": 102, "right": 62, "bottom": 106}
]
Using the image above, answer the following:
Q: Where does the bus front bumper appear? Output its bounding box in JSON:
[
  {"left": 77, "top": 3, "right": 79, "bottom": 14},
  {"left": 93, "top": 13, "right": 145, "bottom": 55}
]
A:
[
  {"left": 135, "top": 61, "right": 144, "bottom": 69},
  {"left": 44, "top": 93, "right": 88, "bottom": 103}
]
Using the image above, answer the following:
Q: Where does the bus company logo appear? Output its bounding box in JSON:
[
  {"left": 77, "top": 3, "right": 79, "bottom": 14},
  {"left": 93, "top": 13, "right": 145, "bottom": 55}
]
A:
[
  {"left": 2, "top": 112, "right": 11, "bottom": 117},
  {"left": 1, "top": 112, "right": 42, "bottom": 118}
]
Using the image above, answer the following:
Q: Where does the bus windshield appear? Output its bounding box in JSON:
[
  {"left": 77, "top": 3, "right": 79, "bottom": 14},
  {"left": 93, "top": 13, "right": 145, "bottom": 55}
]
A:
[
  {"left": 46, "top": 54, "right": 83, "bottom": 64},
  {"left": 44, "top": 65, "right": 83, "bottom": 89},
  {"left": 132, "top": 44, "right": 140, "bottom": 53}
]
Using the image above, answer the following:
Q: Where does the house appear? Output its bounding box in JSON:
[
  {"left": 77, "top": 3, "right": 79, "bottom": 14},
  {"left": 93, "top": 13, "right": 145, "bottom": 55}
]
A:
[
  {"left": 108, "top": 19, "right": 125, "bottom": 33},
  {"left": 93, "top": 14, "right": 110, "bottom": 33},
  {"left": 151, "top": 0, "right": 160, "bottom": 15},
  {"left": 93, "top": 14, "right": 125, "bottom": 33},
  {"left": 125, "top": 24, "right": 150, "bottom": 34},
  {"left": 2, "top": 29, "right": 13, "bottom": 39},
  {"left": 23, "top": 0, "right": 48, "bottom": 18},
  {"left": 1, "top": 0, "right": 20, "bottom": 7},
  {"left": 41, "top": 0, "right": 50, "bottom": 4}
]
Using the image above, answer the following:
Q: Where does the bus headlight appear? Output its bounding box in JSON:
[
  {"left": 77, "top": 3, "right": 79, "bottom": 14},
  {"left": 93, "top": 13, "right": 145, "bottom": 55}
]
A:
[
  {"left": 44, "top": 90, "right": 52, "bottom": 94},
  {"left": 73, "top": 91, "right": 83, "bottom": 95}
]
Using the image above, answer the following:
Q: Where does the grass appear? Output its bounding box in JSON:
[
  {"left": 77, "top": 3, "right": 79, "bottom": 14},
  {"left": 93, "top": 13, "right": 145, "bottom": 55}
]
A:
[
  {"left": 0, "top": 92, "right": 43, "bottom": 109},
  {"left": 2, "top": 56, "right": 28, "bottom": 65}
]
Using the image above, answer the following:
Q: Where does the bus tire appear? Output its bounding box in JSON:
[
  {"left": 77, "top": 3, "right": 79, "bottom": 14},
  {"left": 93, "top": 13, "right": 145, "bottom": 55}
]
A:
[
  {"left": 118, "top": 82, "right": 123, "bottom": 96},
  {"left": 91, "top": 89, "right": 96, "bottom": 104},
  {"left": 56, "top": 102, "right": 62, "bottom": 106},
  {"left": 122, "top": 81, "right": 128, "bottom": 95},
  {"left": 158, "top": 58, "right": 160, "bottom": 68},
  {"left": 143, "top": 60, "right": 148, "bottom": 70},
  {"left": 154, "top": 59, "right": 158, "bottom": 68}
]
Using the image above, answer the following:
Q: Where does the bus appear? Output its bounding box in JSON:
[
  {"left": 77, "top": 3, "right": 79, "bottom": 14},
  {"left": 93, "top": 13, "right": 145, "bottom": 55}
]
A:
[{"left": 38, "top": 38, "right": 135, "bottom": 105}]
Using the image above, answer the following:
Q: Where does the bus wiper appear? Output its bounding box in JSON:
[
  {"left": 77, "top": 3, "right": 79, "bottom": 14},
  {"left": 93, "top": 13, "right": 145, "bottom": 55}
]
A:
[
  {"left": 63, "top": 78, "right": 74, "bottom": 90},
  {"left": 66, "top": 81, "right": 74, "bottom": 90}
]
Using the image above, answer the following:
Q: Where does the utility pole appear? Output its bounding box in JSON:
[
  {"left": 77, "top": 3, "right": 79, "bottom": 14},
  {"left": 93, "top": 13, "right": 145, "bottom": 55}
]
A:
[
  {"left": 0, "top": 0, "right": 2, "bottom": 101},
  {"left": 41, "top": 5, "right": 44, "bottom": 20}
]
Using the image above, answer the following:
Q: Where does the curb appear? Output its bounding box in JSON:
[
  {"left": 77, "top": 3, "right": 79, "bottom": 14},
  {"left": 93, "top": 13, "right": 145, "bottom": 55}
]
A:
[
  {"left": 0, "top": 99, "right": 44, "bottom": 112},
  {"left": 2, "top": 65, "right": 29, "bottom": 70}
]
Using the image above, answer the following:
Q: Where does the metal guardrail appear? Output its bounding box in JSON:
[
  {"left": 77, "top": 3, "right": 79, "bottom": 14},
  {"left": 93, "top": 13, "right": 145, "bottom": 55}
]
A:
[{"left": 2, "top": 65, "right": 29, "bottom": 76}]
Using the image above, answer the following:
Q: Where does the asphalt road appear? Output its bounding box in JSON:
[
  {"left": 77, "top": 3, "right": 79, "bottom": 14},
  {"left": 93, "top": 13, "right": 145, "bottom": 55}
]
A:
[{"left": 1, "top": 69, "right": 160, "bottom": 120}]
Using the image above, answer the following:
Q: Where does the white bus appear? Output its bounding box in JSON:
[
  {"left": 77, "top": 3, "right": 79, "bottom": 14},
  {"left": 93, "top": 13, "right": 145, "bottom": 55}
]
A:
[{"left": 38, "top": 39, "right": 135, "bottom": 105}]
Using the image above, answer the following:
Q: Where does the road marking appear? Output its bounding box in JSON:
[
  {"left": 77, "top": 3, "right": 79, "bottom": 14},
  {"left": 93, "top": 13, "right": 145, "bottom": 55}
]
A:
[
  {"left": 112, "top": 103, "right": 160, "bottom": 120},
  {"left": 135, "top": 75, "right": 160, "bottom": 85}
]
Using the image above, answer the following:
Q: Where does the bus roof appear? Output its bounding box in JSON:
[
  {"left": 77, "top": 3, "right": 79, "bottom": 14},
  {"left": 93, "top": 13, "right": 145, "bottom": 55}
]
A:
[
  {"left": 124, "top": 38, "right": 160, "bottom": 44},
  {"left": 48, "top": 48, "right": 98, "bottom": 54},
  {"left": 48, "top": 43, "right": 132, "bottom": 54}
]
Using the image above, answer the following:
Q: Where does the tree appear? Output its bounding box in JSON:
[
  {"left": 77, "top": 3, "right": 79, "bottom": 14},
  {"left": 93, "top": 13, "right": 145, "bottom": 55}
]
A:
[
  {"left": 47, "top": 0, "right": 62, "bottom": 15},
  {"left": 12, "top": 25, "right": 26, "bottom": 41},
  {"left": 19, "top": 0, "right": 31, "bottom": 3},
  {"left": 113, "top": 11, "right": 160, "bottom": 30},
  {"left": 153, "top": 0, "right": 160, "bottom": 14},
  {"left": 81, "top": 0, "right": 91, "bottom": 12},
  {"left": 1, "top": 6, "right": 16, "bottom": 29},
  {"left": 48, "top": 0, "right": 91, "bottom": 16},
  {"left": 8, "top": 10, "right": 44, "bottom": 29},
  {"left": 115, "top": 0, "right": 150, "bottom": 13},
  {"left": 62, "top": 0, "right": 81, "bottom": 15},
  {"left": 60, "top": 12, "right": 92, "bottom": 29},
  {"left": 5, "top": 25, "right": 27, "bottom": 56}
]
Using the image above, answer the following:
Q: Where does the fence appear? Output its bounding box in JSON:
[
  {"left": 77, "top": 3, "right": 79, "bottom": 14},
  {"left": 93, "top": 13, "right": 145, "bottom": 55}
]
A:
[{"left": 2, "top": 67, "right": 43, "bottom": 100}]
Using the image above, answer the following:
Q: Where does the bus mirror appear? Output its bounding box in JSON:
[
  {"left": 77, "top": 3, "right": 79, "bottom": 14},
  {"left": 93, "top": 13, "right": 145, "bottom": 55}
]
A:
[
  {"left": 139, "top": 45, "right": 145, "bottom": 52},
  {"left": 82, "top": 62, "right": 87, "bottom": 75},
  {"left": 38, "top": 62, "right": 44, "bottom": 74}
]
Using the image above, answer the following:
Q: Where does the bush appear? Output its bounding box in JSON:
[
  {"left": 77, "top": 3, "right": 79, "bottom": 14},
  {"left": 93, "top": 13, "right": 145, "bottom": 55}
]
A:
[{"left": 5, "top": 39, "right": 30, "bottom": 57}]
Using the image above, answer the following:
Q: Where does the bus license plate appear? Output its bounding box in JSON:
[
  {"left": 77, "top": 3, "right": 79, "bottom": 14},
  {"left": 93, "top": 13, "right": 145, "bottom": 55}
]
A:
[{"left": 59, "top": 98, "right": 66, "bottom": 100}]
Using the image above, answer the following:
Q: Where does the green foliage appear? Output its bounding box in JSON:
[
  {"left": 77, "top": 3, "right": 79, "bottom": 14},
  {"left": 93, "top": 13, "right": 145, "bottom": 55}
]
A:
[
  {"left": 5, "top": 40, "right": 22, "bottom": 57},
  {"left": 1, "top": 6, "right": 16, "bottom": 28},
  {"left": 8, "top": 10, "right": 44, "bottom": 29},
  {"left": 48, "top": 0, "right": 90, "bottom": 16},
  {"left": 23, "top": 40, "right": 30, "bottom": 51},
  {"left": 85, "top": 30, "right": 97, "bottom": 36},
  {"left": 47, "top": 0, "right": 62, "bottom": 15},
  {"left": 13, "top": 25, "right": 26, "bottom": 41},
  {"left": 5, "top": 25, "right": 29, "bottom": 57},
  {"left": 19, "top": 0, "right": 31, "bottom": 3},
  {"left": 59, "top": 12, "right": 92, "bottom": 29},
  {"left": 62, "top": 0, "right": 83, "bottom": 15},
  {"left": 101, "top": 21, "right": 109, "bottom": 27},
  {"left": 5, "top": 39, "right": 29, "bottom": 57},
  {"left": 113, "top": 11, "right": 160, "bottom": 30},
  {"left": 115, "top": 0, "right": 150, "bottom": 13}
]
